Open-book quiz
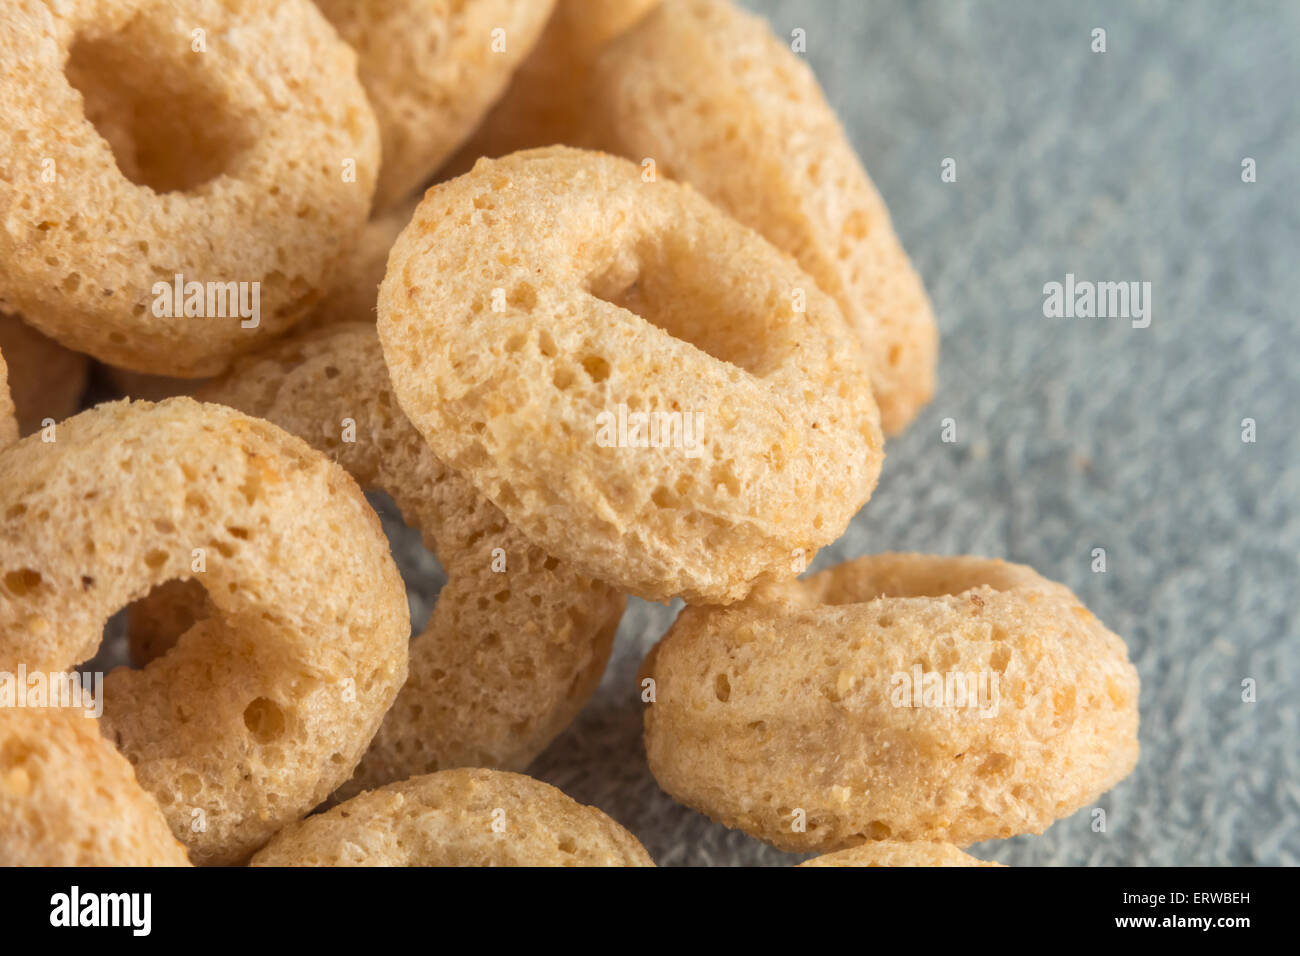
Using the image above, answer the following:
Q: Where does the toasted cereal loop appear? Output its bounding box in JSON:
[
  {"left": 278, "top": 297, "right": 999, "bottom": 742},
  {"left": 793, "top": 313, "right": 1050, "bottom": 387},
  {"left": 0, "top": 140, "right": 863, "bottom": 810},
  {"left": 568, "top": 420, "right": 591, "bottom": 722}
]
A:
[
  {"left": 0, "top": 399, "right": 410, "bottom": 865},
  {"left": 799, "top": 841, "right": 1002, "bottom": 867},
  {"left": 249, "top": 769, "right": 655, "bottom": 866},
  {"left": 0, "top": 0, "right": 379, "bottom": 377},
  {"left": 641, "top": 554, "right": 1140, "bottom": 851},
  {"left": 0, "top": 312, "right": 89, "bottom": 435},
  {"left": 0, "top": 707, "right": 191, "bottom": 866},
  {"left": 315, "top": 0, "right": 555, "bottom": 211},
  {"left": 442, "top": 0, "right": 661, "bottom": 176},
  {"left": 590, "top": 0, "right": 938, "bottom": 435},
  {"left": 0, "top": 347, "right": 15, "bottom": 448},
  {"left": 127, "top": 323, "right": 625, "bottom": 796},
  {"left": 379, "top": 147, "right": 884, "bottom": 604}
]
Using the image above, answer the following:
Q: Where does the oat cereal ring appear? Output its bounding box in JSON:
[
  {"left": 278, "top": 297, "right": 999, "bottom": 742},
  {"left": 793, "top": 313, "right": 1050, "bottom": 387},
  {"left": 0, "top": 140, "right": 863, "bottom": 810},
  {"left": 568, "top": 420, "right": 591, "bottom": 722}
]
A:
[
  {"left": 0, "top": 0, "right": 380, "bottom": 377},
  {"left": 126, "top": 322, "right": 624, "bottom": 795},
  {"left": 0, "top": 347, "right": 16, "bottom": 448},
  {"left": 442, "top": 0, "right": 661, "bottom": 176},
  {"left": 641, "top": 554, "right": 1140, "bottom": 851},
  {"left": 0, "top": 398, "right": 410, "bottom": 865},
  {"left": 315, "top": 0, "right": 555, "bottom": 211},
  {"left": 0, "top": 312, "right": 89, "bottom": 436},
  {"left": 799, "top": 841, "right": 1002, "bottom": 868},
  {"left": 0, "top": 707, "right": 191, "bottom": 866},
  {"left": 250, "top": 769, "right": 654, "bottom": 866},
  {"left": 590, "top": 0, "right": 938, "bottom": 434},
  {"left": 379, "top": 147, "right": 883, "bottom": 604}
]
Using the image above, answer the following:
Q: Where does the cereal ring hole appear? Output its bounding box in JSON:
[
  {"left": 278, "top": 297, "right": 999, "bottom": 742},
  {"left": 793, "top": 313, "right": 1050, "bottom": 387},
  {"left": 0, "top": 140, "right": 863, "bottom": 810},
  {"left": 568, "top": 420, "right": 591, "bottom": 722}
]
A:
[{"left": 65, "top": 24, "right": 253, "bottom": 193}]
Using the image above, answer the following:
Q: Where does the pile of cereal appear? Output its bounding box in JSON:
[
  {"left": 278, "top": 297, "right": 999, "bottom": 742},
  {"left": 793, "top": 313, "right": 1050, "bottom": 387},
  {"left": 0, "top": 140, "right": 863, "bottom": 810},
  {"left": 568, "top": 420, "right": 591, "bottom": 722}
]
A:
[{"left": 0, "top": 0, "right": 1137, "bottom": 867}]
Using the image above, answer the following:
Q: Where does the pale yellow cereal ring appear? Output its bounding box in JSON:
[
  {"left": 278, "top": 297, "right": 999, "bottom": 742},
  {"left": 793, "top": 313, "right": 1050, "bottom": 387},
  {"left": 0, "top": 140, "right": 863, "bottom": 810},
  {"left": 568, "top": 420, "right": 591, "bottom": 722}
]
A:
[
  {"left": 642, "top": 554, "right": 1140, "bottom": 851},
  {"left": 379, "top": 147, "right": 883, "bottom": 604},
  {"left": 590, "top": 0, "right": 938, "bottom": 434},
  {"left": 0, "top": 398, "right": 410, "bottom": 864},
  {"left": 127, "top": 322, "right": 625, "bottom": 796},
  {"left": 0, "top": 706, "right": 191, "bottom": 866},
  {"left": 315, "top": 0, "right": 555, "bottom": 210},
  {"left": 0, "top": 0, "right": 379, "bottom": 376},
  {"left": 250, "top": 769, "right": 654, "bottom": 866}
]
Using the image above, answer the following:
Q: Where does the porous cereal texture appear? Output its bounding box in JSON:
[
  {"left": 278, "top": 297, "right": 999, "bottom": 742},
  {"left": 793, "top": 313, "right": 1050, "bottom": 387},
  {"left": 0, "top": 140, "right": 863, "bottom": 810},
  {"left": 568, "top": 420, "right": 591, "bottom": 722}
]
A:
[
  {"left": 641, "top": 554, "right": 1140, "bottom": 851},
  {"left": 0, "top": 0, "right": 379, "bottom": 376},
  {"left": 0, "top": 707, "right": 191, "bottom": 866},
  {"left": 590, "top": 0, "right": 938, "bottom": 434},
  {"left": 799, "top": 841, "right": 1002, "bottom": 867},
  {"left": 315, "top": 0, "right": 554, "bottom": 210},
  {"left": 442, "top": 0, "right": 661, "bottom": 175},
  {"left": 0, "top": 312, "right": 89, "bottom": 435},
  {"left": 250, "top": 768, "right": 655, "bottom": 866},
  {"left": 302, "top": 198, "right": 420, "bottom": 329},
  {"left": 379, "top": 147, "right": 883, "bottom": 604},
  {"left": 128, "top": 323, "right": 624, "bottom": 796},
  {"left": 0, "top": 398, "right": 410, "bottom": 864}
]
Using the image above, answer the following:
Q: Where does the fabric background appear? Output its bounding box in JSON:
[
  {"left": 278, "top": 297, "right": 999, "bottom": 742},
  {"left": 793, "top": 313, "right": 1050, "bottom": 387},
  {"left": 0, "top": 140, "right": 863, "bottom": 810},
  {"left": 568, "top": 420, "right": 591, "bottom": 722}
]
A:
[{"left": 515, "top": 0, "right": 1297, "bottom": 866}]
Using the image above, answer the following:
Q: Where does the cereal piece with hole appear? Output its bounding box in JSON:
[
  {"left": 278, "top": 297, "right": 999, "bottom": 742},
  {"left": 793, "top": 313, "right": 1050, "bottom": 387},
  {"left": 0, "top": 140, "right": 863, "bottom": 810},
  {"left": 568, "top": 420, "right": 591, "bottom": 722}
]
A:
[
  {"left": 379, "top": 147, "right": 883, "bottom": 604},
  {"left": 250, "top": 769, "right": 654, "bottom": 866},
  {"left": 799, "top": 841, "right": 1003, "bottom": 867},
  {"left": 0, "top": 398, "right": 409, "bottom": 865},
  {"left": 126, "top": 323, "right": 625, "bottom": 796},
  {"left": 641, "top": 554, "right": 1139, "bottom": 851},
  {"left": 0, "top": 0, "right": 379, "bottom": 376},
  {"left": 0, "top": 706, "right": 191, "bottom": 866},
  {"left": 589, "top": 0, "right": 938, "bottom": 434},
  {"left": 315, "top": 0, "right": 555, "bottom": 210}
]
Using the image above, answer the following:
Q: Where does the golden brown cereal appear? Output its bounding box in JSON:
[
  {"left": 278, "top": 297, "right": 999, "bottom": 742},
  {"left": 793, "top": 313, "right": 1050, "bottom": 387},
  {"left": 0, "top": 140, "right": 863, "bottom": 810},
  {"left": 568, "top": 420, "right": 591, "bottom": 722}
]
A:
[
  {"left": 128, "top": 322, "right": 624, "bottom": 796},
  {"left": 590, "top": 0, "right": 938, "bottom": 434},
  {"left": 379, "top": 147, "right": 883, "bottom": 604},
  {"left": 0, "top": 347, "right": 15, "bottom": 448},
  {"left": 0, "top": 398, "right": 410, "bottom": 865},
  {"left": 642, "top": 554, "right": 1140, "bottom": 852},
  {"left": 799, "top": 841, "right": 1002, "bottom": 867},
  {"left": 315, "top": 0, "right": 554, "bottom": 211},
  {"left": 250, "top": 769, "right": 654, "bottom": 866},
  {"left": 0, "top": 0, "right": 380, "bottom": 376},
  {"left": 442, "top": 0, "right": 661, "bottom": 176},
  {"left": 0, "top": 706, "right": 191, "bottom": 866},
  {"left": 0, "top": 312, "right": 89, "bottom": 435}
]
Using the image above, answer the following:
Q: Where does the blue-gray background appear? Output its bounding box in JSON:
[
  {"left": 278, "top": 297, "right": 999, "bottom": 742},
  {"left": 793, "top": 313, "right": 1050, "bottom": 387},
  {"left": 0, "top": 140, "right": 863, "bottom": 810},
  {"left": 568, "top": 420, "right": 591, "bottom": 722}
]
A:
[{"left": 520, "top": 0, "right": 1298, "bottom": 866}]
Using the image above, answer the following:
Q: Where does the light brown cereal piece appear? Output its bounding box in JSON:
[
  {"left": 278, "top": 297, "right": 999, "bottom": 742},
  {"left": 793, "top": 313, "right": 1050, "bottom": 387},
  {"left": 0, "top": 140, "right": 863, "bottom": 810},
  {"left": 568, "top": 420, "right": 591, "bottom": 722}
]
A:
[
  {"left": 0, "top": 706, "right": 191, "bottom": 866},
  {"left": 0, "top": 312, "right": 89, "bottom": 435},
  {"left": 0, "top": 398, "right": 409, "bottom": 865},
  {"left": 590, "top": 0, "right": 938, "bottom": 434},
  {"left": 799, "top": 841, "right": 1003, "bottom": 867},
  {"left": 379, "top": 147, "right": 883, "bottom": 604},
  {"left": 642, "top": 554, "right": 1140, "bottom": 851},
  {"left": 0, "top": 0, "right": 379, "bottom": 376},
  {"left": 441, "top": 0, "right": 661, "bottom": 176},
  {"left": 316, "top": 0, "right": 554, "bottom": 211},
  {"left": 128, "top": 323, "right": 624, "bottom": 795},
  {"left": 250, "top": 769, "right": 654, "bottom": 866},
  {"left": 0, "top": 347, "right": 15, "bottom": 448}
]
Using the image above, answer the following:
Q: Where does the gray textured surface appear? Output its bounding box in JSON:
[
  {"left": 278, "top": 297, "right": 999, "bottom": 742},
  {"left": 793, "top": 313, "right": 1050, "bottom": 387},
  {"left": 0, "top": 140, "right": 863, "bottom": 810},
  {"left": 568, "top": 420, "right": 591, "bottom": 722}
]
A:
[{"left": 521, "top": 0, "right": 1298, "bottom": 866}]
